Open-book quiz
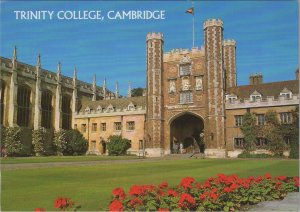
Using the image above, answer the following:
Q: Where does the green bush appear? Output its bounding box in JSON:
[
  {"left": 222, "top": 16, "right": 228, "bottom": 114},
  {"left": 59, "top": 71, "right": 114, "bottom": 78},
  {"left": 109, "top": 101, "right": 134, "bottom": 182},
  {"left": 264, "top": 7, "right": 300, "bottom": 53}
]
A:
[
  {"left": 3, "top": 126, "right": 23, "bottom": 156},
  {"left": 1, "top": 125, "right": 6, "bottom": 148},
  {"left": 64, "top": 129, "right": 88, "bottom": 156},
  {"left": 107, "top": 135, "right": 131, "bottom": 156},
  {"left": 53, "top": 129, "right": 68, "bottom": 156},
  {"left": 237, "top": 152, "right": 284, "bottom": 158},
  {"left": 32, "top": 128, "right": 47, "bottom": 156}
]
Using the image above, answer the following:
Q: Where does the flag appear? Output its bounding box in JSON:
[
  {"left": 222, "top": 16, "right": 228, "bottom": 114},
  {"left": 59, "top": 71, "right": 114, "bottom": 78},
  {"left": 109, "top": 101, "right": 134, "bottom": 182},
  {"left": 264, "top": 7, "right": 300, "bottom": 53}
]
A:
[{"left": 186, "top": 7, "right": 194, "bottom": 15}]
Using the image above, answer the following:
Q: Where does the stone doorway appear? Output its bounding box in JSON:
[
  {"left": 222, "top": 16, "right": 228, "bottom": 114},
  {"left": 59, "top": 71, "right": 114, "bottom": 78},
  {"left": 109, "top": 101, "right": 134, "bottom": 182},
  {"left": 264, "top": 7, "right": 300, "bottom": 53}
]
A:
[{"left": 170, "top": 113, "right": 204, "bottom": 154}]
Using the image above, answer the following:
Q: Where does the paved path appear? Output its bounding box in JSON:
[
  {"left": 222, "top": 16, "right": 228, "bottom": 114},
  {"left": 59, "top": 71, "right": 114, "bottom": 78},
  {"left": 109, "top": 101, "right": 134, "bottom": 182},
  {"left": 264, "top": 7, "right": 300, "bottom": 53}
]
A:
[{"left": 249, "top": 192, "right": 300, "bottom": 212}]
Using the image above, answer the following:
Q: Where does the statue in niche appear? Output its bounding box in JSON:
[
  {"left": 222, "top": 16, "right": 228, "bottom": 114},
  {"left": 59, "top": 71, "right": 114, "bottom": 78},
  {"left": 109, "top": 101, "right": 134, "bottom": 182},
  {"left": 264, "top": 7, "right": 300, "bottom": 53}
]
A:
[
  {"left": 169, "top": 80, "right": 176, "bottom": 93},
  {"left": 182, "top": 78, "right": 190, "bottom": 91},
  {"left": 195, "top": 76, "right": 203, "bottom": 90}
]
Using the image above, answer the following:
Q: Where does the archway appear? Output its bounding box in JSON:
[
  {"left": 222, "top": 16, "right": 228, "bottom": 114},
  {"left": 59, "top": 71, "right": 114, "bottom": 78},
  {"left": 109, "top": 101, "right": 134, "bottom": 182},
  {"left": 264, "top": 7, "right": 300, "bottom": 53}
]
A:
[{"left": 170, "top": 113, "right": 204, "bottom": 154}]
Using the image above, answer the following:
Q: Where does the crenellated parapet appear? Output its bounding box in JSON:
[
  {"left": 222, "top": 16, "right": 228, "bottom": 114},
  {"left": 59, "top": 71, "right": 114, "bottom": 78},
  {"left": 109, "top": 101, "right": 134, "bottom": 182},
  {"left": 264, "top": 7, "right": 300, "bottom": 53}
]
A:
[
  {"left": 203, "top": 18, "right": 223, "bottom": 29},
  {"left": 223, "top": 39, "right": 236, "bottom": 46},
  {"left": 164, "top": 47, "right": 205, "bottom": 62},
  {"left": 146, "top": 32, "right": 164, "bottom": 41},
  {"left": 226, "top": 95, "right": 299, "bottom": 109}
]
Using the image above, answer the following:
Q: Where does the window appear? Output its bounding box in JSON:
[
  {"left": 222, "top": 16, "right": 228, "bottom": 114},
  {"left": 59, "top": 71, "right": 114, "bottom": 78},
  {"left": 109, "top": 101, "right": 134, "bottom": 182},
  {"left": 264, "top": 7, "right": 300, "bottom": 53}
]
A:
[
  {"left": 74, "top": 124, "right": 77, "bottom": 130},
  {"left": 17, "top": 85, "right": 31, "bottom": 127},
  {"left": 284, "top": 136, "right": 290, "bottom": 146},
  {"left": 92, "top": 123, "right": 97, "bottom": 131},
  {"left": 235, "top": 115, "right": 243, "bottom": 127},
  {"left": 180, "top": 92, "right": 193, "bottom": 104},
  {"left": 234, "top": 138, "right": 244, "bottom": 149},
  {"left": 256, "top": 137, "right": 268, "bottom": 148},
  {"left": 41, "top": 90, "right": 52, "bottom": 129},
  {"left": 251, "top": 95, "right": 261, "bottom": 102},
  {"left": 257, "top": 114, "right": 265, "bottom": 125},
  {"left": 114, "top": 122, "right": 122, "bottom": 131},
  {"left": 62, "top": 95, "right": 71, "bottom": 130},
  {"left": 280, "top": 112, "right": 292, "bottom": 124},
  {"left": 101, "top": 123, "right": 106, "bottom": 131},
  {"left": 81, "top": 124, "right": 86, "bottom": 133},
  {"left": 280, "top": 93, "right": 292, "bottom": 99},
  {"left": 179, "top": 64, "right": 191, "bottom": 76},
  {"left": 127, "top": 121, "right": 135, "bottom": 131},
  {"left": 0, "top": 82, "right": 5, "bottom": 125}
]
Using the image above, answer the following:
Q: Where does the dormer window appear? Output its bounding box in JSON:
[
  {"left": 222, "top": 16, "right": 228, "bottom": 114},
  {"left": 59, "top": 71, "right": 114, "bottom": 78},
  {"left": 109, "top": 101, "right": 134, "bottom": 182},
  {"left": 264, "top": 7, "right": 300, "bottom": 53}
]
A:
[
  {"left": 85, "top": 106, "right": 91, "bottom": 114},
  {"left": 226, "top": 94, "right": 238, "bottom": 103},
  {"left": 107, "top": 104, "right": 114, "bottom": 112},
  {"left": 280, "top": 88, "right": 292, "bottom": 99},
  {"left": 96, "top": 105, "right": 102, "bottom": 112},
  {"left": 250, "top": 90, "right": 262, "bottom": 102},
  {"left": 127, "top": 102, "right": 135, "bottom": 111}
]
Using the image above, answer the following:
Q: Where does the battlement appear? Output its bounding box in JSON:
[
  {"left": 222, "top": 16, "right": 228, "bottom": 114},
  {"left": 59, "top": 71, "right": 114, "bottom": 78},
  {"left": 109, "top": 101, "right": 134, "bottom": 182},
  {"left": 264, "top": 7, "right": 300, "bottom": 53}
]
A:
[
  {"left": 203, "top": 18, "right": 223, "bottom": 29},
  {"left": 223, "top": 39, "right": 236, "bottom": 46},
  {"left": 164, "top": 47, "right": 205, "bottom": 62},
  {"left": 146, "top": 32, "right": 164, "bottom": 41},
  {"left": 226, "top": 94, "right": 299, "bottom": 110}
]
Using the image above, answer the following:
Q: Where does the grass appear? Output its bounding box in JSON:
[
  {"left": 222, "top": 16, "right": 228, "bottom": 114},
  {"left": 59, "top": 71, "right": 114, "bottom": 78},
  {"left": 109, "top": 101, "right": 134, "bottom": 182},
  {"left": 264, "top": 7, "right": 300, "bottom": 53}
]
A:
[
  {"left": 2, "top": 158, "right": 299, "bottom": 211},
  {"left": 0, "top": 155, "right": 139, "bottom": 164}
]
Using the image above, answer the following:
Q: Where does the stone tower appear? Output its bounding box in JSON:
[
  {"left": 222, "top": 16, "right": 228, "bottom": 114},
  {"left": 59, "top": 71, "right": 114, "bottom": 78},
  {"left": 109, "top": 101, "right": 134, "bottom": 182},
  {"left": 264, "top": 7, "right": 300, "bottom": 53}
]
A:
[
  {"left": 203, "top": 19, "right": 226, "bottom": 157},
  {"left": 223, "top": 39, "right": 237, "bottom": 89},
  {"left": 145, "top": 32, "right": 164, "bottom": 156}
]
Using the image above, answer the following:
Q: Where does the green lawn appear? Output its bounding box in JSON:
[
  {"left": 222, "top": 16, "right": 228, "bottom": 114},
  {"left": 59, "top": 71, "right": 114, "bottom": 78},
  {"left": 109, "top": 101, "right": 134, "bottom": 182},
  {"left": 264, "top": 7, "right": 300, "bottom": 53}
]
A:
[
  {"left": 2, "top": 158, "right": 299, "bottom": 211},
  {"left": 1, "top": 155, "right": 139, "bottom": 164}
]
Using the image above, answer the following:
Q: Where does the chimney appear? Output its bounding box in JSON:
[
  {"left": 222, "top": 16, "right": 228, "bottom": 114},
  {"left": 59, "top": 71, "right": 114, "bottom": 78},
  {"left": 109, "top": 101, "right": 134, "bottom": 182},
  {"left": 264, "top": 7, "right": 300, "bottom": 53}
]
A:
[
  {"left": 249, "top": 73, "right": 263, "bottom": 85},
  {"left": 296, "top": 68, "right": 299, "bottom": 80}
]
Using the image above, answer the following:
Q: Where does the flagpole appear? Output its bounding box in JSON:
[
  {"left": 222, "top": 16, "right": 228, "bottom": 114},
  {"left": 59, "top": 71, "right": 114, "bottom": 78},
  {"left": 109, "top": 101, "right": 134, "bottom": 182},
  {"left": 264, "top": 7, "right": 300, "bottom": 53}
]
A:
[{"left": 192, "top": 2, "right": 195, "bottom": 48}]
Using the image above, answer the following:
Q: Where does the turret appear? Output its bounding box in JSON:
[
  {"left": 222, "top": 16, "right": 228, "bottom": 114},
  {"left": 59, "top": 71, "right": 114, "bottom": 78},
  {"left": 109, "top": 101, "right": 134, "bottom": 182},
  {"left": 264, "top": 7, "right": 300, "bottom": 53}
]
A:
[
  {"left": 249, "top": 73, "right": 263, "bottom": 85},
  {"left": 223, "top": 39, "right": 237, "bottom": 88},
  {"left": 57, "top": 62, "right": 61, "bottom": 83},
  {"left": 92, "top": 74, "right": 97, "bottom": 101},
  {"left": 203, "top": 18, "right": 226, "bottom": 156},
  {"left": 128, "top": 81, "right": 132, "bottom": 98},
  {"left": 103, "top": 78, "right": 107, "bottom": 100},
  {"left": 115, "top": 81, "right": 119, "bottom": 99},
  {"left": 12, "top": 46, "right": 17, "bottom": 70}
]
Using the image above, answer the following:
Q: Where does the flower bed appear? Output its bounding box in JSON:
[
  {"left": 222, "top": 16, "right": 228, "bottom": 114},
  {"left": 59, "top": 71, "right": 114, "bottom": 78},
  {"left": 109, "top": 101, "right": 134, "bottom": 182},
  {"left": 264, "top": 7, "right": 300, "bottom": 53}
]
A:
[
  {"left": 109, "top": 173, "right": 299, "bottom": 211},
  {"left": 35, "top": 173, "right": 299, "bottom": 211}
]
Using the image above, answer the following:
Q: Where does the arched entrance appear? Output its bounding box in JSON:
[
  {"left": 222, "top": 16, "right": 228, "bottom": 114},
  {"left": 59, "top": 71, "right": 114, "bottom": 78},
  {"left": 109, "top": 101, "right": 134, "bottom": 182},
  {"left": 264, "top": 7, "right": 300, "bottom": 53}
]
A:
[{"left": 170, "top": 113, "right": 204, "bottom": 154}]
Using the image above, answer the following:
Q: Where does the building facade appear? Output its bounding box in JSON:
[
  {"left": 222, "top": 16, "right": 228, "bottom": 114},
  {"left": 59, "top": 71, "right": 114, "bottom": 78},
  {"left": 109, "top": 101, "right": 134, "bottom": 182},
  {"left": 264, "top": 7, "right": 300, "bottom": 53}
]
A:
[{"left": 1, "top": 18, "right": 299, "bottom": 157}]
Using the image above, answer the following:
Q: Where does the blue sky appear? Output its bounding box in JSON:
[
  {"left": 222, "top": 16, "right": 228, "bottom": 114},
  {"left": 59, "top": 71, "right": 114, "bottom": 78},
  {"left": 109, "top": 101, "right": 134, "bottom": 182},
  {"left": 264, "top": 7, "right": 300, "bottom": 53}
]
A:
[{"left": 1, "top": 1, "right": 298, "bottom": 96}]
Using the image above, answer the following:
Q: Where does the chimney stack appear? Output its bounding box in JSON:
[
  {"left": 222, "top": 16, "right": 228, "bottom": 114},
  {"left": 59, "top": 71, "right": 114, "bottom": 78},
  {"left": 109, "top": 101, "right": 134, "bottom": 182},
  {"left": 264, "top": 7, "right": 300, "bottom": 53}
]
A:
[{"left": 249, "top": 73, "right": 263, "bottom": 85}]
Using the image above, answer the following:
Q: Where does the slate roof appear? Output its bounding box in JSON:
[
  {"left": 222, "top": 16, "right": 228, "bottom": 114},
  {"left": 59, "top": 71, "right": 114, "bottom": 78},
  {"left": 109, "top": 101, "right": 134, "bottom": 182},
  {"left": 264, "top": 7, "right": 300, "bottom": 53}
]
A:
[
  {"left": 227, "top": 80, "right": 299, "bottom": 99},
  {"left": 79, "top": 96, "right": 146, "bottom": 112}
]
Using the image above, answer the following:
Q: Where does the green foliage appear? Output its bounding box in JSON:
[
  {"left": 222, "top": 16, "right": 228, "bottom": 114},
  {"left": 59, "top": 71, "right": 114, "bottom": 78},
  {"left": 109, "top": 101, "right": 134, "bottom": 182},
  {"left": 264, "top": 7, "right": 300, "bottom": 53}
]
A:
[
  {"left": 240, "top": 112, "right": 258, "bottom": 151},
  {"left": 107, "top": 135, "right": 131, "bottom": 156},
  {"left": 131, "top": 87, "right": 145, "bottom": 97},
  {"left": 237, "top": 152, "right": 282, "bottom": 158},
  {"left": 1, "top": 125, "right": 6, "bottom": 148},
  {"left": 64, "top": 129, "right": 88, "bottom": 156},
  {"left": 263, "top": 111, "right": 286, "bottom": 156},
  {"left": 289, "top": 106, "right": 299, "bottom": 158},
  {"left": 32, "top": 128, "right": 47, "bottom": 156},
  {"left": 53, "top": 129, "right": 68, "bottom": 156},
  {"left": 3, "top": 126, "right": 23, "bottom": 156}
]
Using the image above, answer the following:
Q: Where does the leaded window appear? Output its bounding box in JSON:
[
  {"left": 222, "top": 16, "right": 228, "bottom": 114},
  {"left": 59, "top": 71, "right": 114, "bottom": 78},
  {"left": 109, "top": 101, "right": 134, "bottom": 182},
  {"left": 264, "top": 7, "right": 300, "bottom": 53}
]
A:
[
  {"left": 235, "top": 115, "right": 243, "bottom": 126},
  {"left": 62, "top": 95, "right": 71, "bottom": 130},
  {"left": 180, "top": 92, "right": 193, "bottom": 104},
  {"left": 114, "top": 122, "right": 122, "bottom": 131},
  {"left": 234, "top": 138, "right": 244, "bottom": 149},
  {"left": 179, "top": 64, "right": 191, "bottom": 76},
  {"left": 126, "top": 121, "right": 135, "bottom": 131},
  {"left": 280, "top": 112, "right": 292, "bottom": 124},
  {"left": 256, "top": 137, "right": 268, "bottom": 148},
  {"left": 41, "top": 90, "right": 52, "bottom": 129},
  {"left": 17, "top": 85, "right": 31, "bottom": 127},
  {"left": 256, "top": 114, "right": 265, "bottom": 125},
  {"left": 101, "top": 123, "right": 106, "bottom": 131}
]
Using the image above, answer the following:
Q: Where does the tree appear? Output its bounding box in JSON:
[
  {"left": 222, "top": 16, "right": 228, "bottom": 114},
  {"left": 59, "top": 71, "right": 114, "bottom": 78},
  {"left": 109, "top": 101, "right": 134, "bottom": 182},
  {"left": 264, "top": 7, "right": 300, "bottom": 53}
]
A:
[
  {"left": 263, "top": 111, "right": 286, "bottom": 156},
  {"left": 106, "top": 135, "right": 131, "bottom": 156},
  {"left": 240, "top": 112, "right": 258, "bottom": 152},
  {"left": 3, "top": 127, "right": 23, "bottom": 156},
  {"left": 131, "top": 88, "right": 145, "bottom": 97},
  {"left": 32, "top": 128, "right": 47, "bottom": 156},
  {"left": 289, "top": 106, "right": 299, "bottom": 158},
  {"left": 65, "top": 129, "right": 88, "bottom": 156},
  {"left": 53, "top": 129, "right": 68, "bottom": 156}
]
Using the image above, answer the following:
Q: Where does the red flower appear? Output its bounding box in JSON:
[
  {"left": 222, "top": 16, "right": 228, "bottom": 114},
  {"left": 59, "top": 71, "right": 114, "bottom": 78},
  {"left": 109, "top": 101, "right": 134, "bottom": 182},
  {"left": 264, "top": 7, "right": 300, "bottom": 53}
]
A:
[
  {"left": 158, "top": 208, "right": 170, "bottom": 212},
  {"left": 129, "top": 185, "right": 145, "bottom": 196},
  {"left": 35, "top": 208, "right": 46, "bottom": 212},
  {"left": 196, "top": 183, "right": 202, "bottom": 190},
  {"left": 203, "top": 181, "right": 211, "bottom": 188},
  {"left": 277, "top": 176, "right": 287, "bottom": 181},
  {"left": 265, "top": 173, "right": 272, "bottom": 179},
  {"left": 168, "top": 189, "right": 178, "bottom": 197},
  {"left": 157, "top": 189, "right": 166, "bottom": 196},
  {"left": 54, "top": 197, "right": 73, "bottom": 210},
  {"left": 179, "top": 193, "right": 196, "bottom": 209},
  {"left": 130, "top": 197, "right": 143, "bottom": 208},
  {"left": 255, "top": 176, "right": 263, "bottom": 183},
  {"left": 180, "top": 177, "right": 195, "bottom": 189},
  {"left": 294, "top": 177, "right": 299, "bottom": 187},
  {"left": 210, "top": 192, "right": 218, "bottom": 200},
  {"left": 223, "top": 187, "right": 232, "bottom": 193},
  {"left": 159, "top": 181, "right": 168, "bottom": 189},
  {"left": 276, "top": 181, "right": 282, "bottom": 186},
  {"left": 230, "top": 183, "right": 239, "bottom": 191},
  {"left": 109, "top": 200, "right": 124, "bottom": 212},
  {"left": 200, "top": 192, "right": 209, "bottom": 200},
  {"left": 112, "top": 187, "right": 126, "bottom": 200}
]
